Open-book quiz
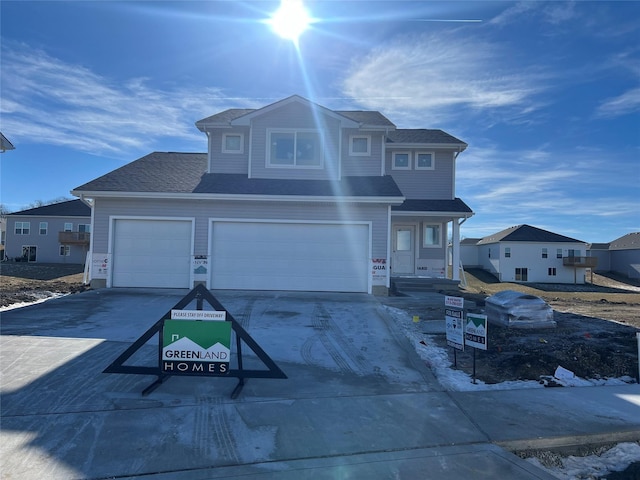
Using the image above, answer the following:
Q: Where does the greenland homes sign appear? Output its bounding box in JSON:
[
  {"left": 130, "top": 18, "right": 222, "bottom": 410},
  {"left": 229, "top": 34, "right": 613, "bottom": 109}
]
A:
[{"left": 162, "top": 316, "right": 232, "bottom": 375}]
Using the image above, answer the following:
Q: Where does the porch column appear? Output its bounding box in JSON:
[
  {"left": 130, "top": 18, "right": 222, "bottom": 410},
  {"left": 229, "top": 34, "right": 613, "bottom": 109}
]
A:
[{"left": 452, "top": 219, "right": 461, "bottom": 281}]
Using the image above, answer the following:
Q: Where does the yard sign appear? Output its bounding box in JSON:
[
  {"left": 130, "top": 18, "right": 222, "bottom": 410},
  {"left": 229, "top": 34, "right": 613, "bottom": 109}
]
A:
[{"left": 465, "top": 313, "right": 488, "bottom": 350}]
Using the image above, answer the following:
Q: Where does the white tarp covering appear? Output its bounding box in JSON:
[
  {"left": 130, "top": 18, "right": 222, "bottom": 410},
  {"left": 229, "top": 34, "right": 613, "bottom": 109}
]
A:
[{"left": 485, "top": 290, "right": 556, "bottom": 328}]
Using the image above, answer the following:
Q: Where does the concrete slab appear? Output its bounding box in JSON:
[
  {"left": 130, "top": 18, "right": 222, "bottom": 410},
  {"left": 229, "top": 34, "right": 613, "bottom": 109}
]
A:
[{"left": 2, "top": 288, "right": 631, "bottom": 479}]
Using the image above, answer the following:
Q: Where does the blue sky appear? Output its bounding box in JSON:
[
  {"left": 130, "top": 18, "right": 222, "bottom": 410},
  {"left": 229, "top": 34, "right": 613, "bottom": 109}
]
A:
[{"left": 1, "top": 1, "right": 638, "bottom": 243}]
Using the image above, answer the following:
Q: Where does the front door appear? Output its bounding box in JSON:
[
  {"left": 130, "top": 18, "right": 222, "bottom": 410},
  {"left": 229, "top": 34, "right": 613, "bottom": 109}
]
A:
[{"left": 392, "top": 225, "right": 415, "bottom": 274}]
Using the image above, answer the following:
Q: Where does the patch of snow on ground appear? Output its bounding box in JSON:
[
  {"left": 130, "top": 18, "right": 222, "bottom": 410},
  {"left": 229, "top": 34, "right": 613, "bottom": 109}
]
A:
[
  {"left": 383, "top": 305, "right": 633, "bottom": 392},
  {"left": 526, "top": 442, "right": 640, "bottom": 480},
  {"left": 0, "top": 292, "right": 68, "bottom": 312}
]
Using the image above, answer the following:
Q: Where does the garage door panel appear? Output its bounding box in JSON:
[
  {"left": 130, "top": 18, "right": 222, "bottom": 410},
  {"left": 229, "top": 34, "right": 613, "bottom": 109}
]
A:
[
  {"left": 211, "top": 222, "right": 369, "bottom": 292},
  {"left": 112, "top": 219, "right": 191, "bottom": 288}
]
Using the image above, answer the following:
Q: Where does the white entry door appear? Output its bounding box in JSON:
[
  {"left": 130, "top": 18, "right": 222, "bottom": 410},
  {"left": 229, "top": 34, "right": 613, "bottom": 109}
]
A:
[{"left": 392, "top": 225, "right": 415, "bottom": 274}]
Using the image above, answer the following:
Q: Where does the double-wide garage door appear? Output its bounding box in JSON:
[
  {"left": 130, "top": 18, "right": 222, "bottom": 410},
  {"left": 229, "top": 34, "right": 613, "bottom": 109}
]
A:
[
  {"left": 112, "top": 219, "right": 192, "bottom": 288},
  {"left": 211, "top": 222, "right": 369, "bottom": 292}
]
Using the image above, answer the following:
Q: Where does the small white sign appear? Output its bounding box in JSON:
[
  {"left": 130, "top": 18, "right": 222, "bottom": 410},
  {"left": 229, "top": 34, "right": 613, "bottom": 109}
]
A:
[
  {"left": 445, "top": 296, "right": 464, "bottom": 309},
  {"left": 371, "top": 258, "right": 387, "bottom": 286},
  {"left": 91, "top": 253, "right": 110, "bottom": 280},
  {"left": 445, "top": 308, "right": 464, "bottom": 351},
  {"left": 171, "top": 310, "right": 226, "bottom": 321}
]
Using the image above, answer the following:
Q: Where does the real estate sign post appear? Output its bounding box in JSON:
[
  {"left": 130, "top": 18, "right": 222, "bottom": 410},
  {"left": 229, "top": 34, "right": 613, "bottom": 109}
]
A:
[
  {"left": 445, "top": 296, "right": 465, "bottom": 367},
  {"left": 465, "top": 313, "right": 488, "bottom": 384}
]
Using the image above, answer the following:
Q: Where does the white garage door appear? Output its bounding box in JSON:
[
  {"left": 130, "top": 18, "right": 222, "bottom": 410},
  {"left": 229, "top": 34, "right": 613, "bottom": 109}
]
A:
[
  {"left": 112, "top": 219, "right": 192, "bottom": 288},
  {"left": 211, "top": 222, "right": 369, "bottom": 292}
]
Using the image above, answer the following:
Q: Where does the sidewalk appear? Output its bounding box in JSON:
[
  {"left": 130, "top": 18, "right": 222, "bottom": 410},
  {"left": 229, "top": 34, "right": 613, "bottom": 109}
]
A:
[{"left": 1, "top": 289, "right": 638, "bottom": 479}]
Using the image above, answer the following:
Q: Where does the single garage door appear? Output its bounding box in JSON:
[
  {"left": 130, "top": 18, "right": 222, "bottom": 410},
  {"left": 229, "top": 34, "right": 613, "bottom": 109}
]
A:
[
  {"left": 211, "top": 222, "right": 369, "bottom": 292},
  {"left": 112, "top": 219, "right": 192, "bottom": 288}
]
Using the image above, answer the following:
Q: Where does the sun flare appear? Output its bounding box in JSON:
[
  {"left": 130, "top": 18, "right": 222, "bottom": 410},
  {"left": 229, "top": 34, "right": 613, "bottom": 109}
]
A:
[{"left": 269, "top": 0, "right": 312, "bottom": 44}]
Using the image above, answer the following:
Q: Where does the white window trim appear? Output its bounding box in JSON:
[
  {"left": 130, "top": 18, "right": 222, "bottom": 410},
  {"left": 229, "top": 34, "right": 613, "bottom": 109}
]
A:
[
  {"left": 415, "top": 151, "right": 435, "bottom": 170},
  {"left": 349, "top": 135, "right": 371, "bottom": 156},
  {"left": 59, "top": 245, "right": 71, "bottom": 256},
  {"left": 266, "top": 128, "right": 324, "bottom": 169},
  {"left": 64, "top": 223, "right": 73, "bottom": 232},
  {"left": 15, "top": 222, "right": 30, "bottom": 235},
  {"left": 392, "top": 151, "right": 411, "bottom": 170},
  {"left": 222, "top": 133, "right": 244, "bottom": 154},
  {"left": 39, "top": 222, "right": 48, "bottom": 235},
  {"left": 422, "top": 223, "right": 442, "bottom": 248}
]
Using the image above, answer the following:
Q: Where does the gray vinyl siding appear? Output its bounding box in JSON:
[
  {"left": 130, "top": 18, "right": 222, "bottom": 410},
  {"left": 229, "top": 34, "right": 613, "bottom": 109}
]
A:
[
  {"left": 387, "top": 150, "right": 454, "bottom": 199},
  {"left": 209, "top": 127, "right": 250, "bottom": 174},
  {"left": 610, "top": 249, "right": 640, "bottom": 278},
  {"left": 5, "top": 215, "right": 90, "bottom": 263},
  {"left": 92, "top": 197, "right": 389, "bottom": 261},
  {"left": 248, "top": 102, "right": 341, "bottom": 180},
  {"left": 341, "top": 129, "right": 385, "bottom": 176}
]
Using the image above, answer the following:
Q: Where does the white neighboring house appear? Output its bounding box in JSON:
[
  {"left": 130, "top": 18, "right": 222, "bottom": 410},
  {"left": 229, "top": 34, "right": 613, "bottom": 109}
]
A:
[
  {"left": 472, "top": 224, "right": 593, "bottom": 284},
  {"left": 590, "top": 232, "right": 640, "bottom": 280}
]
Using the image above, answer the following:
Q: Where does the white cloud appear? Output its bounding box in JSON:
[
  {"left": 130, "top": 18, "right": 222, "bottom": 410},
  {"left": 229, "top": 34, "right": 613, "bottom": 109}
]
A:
[
  {"left": 596, "top": 87, "right": 640, "bottom": 119},
  {"left": 0, "top": 41, "right": 247, "bottom": 157},
  {"left": 341, "top": 32, "right": 548, "bottom": 125}
]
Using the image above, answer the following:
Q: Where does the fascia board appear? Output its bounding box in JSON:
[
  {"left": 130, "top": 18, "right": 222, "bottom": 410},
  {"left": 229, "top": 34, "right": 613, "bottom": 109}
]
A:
[
  {"left": 392, "top": 211, "right": 474, "bottom": 218},
  {"left": 386, "top": 142, "right": 468, "bottom": 150},
  {"left": 71, "top": 190, "right": 405, "bottom": 205}
]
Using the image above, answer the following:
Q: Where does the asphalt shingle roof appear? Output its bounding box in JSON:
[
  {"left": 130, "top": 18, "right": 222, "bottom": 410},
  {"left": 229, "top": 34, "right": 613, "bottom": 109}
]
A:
[
  {"left": 477, "top": 224, "right": 585, "bottom": 245},
  {"left": 391, "top": 198, "right": 473, "bottom": 214},
  {"left": 386, "top": 129, "right": 466, "bottom": 145},
  {"left": 73, "top": 152, "right": 208, "bottom": 193},
  {"left": 8, "top": 199, "right": 90, "bottom": 217},
  {"left": 609, "top": 232, "right": 640, "bottom": 250},
  {"left": 73, "top": 152, "right": 403, "bottom": 199}
]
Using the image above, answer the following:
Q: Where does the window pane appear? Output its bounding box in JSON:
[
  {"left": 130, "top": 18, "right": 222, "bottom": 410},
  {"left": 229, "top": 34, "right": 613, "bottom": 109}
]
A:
[
  {"left": 64, "top": 223, "right": 73, "bottom": 232},
  {"left": 39, "top": 222, "right": 47, "bottom": 235},
  {"left": 225, "top": 135, "right": 241, "bottom": 151},
  {"left": 424, "top": 225, "right": 440, "bottom": 246},
  {"left": 296, "top": 132, "right": 321, "bottom": 166},
  {"left": 352, "top": 137, "right": 368, "bottom": 154},
  {"left": 396, "top": 230, "right": 411, "bottom": 251},
  {"left": 394, "top": 153, "right": 409, "bottom": 168},
  {"left": 271, "top": 133, "right": 295, "bottom": 164},
  {"left": 417, "top": 153, "right": 433, "bottom": 168}
]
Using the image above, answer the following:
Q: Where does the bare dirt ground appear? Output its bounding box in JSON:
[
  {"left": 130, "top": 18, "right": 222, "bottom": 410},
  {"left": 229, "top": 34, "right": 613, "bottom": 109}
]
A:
[
  {"left": 0, "top": 263, "right": 89, "bottom": 308},
  {"left": 437, "top": 268, "right": 640, "bottom": 385}
]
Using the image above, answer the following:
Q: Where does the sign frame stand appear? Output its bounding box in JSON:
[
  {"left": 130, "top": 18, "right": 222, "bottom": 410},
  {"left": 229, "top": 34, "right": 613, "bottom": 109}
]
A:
[{"left": 103, "top": 284, "right": 287, "bottom": 398}]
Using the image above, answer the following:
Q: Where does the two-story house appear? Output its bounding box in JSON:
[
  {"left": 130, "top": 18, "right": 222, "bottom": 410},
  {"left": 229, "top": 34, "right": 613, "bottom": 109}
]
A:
[
  {"left": 4, "top": 199, "right": 92, "bottom": 264},
  {"left": 472, "top": 224, "right": 593, "bottom": 284},
  {"left": 72, "top": 95, "right": 473, "bottom": 294}
]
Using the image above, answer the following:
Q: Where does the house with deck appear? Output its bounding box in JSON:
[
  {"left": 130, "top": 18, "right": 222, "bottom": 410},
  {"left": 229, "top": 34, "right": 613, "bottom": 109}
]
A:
[
  {"left": 4, "top": 200, "right": 91, "bottom": 264},
  {"left": 72, "top": 95, "right": 473, "bottom": 294},
  {"left": 470, "top": 224, "right": 593, "bottom": 284}
]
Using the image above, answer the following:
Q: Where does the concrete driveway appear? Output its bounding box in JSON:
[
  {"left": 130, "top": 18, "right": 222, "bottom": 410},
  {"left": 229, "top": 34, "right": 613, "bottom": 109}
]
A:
[{"left": 1, "top": 288, "right": 563, "bottom": 479}]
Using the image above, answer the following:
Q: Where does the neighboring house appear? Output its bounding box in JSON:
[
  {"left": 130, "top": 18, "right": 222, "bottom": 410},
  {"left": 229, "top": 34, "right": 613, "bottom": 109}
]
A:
[
  {"left": 470, "top": 224, "right": 593, "bottom": 284},
  {"left": 460, "top": 237, "right": 482, "bottom": 268},
  {"left": 590, "top": 232, "right": 640, "bottom": 279},
  {"left": 4, "top": 200, "right": 92, "bottom": 264},
  {"left": 1, "top": 132, "right": 15, "bottom": 153},
  {"left": 72, "top": 95, "right": 473, "bottom": 294}
]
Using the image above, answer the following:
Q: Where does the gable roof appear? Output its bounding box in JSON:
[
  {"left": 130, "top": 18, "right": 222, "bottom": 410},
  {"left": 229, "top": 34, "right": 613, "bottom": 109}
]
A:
[
  {"left": 609, "top": 232, "right": 640, "bottom": 250},
  {"left": 477, "top": 224, "right": 585, "bottom": 245},
  {"left": 392, "top": 198, "right": 473, "bottom": 215},
  {"left": 72, "top": 152, "right": 404, "bottom": 201},
  {"left": 7, "top": 199, "right": 90, "bottom": 217},
  {"left": 387, "top": 129, "right": 467, "bottom": 148},
  {"left": 195, "top": 96, "right": 395, "bottom": 130},
  {"left": 461, "top": 238, "right": 482, "bottom": 246}
]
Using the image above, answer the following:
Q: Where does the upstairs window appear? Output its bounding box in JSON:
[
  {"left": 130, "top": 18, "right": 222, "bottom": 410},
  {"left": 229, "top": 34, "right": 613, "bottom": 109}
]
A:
[
  {"left": 39, "top": 222, "right": 48, "bottom": 235},
  {"left": 556, "top": 248, "right": 563, "bottom": 259},
  {"left": 222, "top": 133, "right": 244, "bottom": 154},
  {"left": 64, "top": 223, "right": 73, "bottom": 232},
  {"left": 268, "top": 130, "right": 323, "bottom": 168},
  {"left": 415, "top": 152, "right": 435, "bottom": 170},
  {"left": 78, "top": 224, "right": 91, "bottom": 233},
  {"left": 542, "top": 248, "right": 548, "bottom": 258},
  {"left": 423, "top": 224, "right": 441, "bottom": 247},
  {"left": 349, "top": 135, "right": 371, "bottom": 156},
  {"left": 15, "top": 222, "right": 30, "bottom": 235},
  {"left": 504, "top": 247, "right": 511, "bottom": 258},
  {"left": 392, "top": 152, "right": 411, "bottom": 170}
]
